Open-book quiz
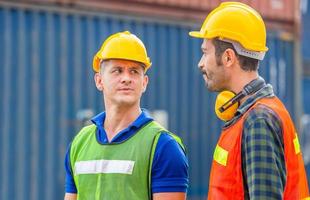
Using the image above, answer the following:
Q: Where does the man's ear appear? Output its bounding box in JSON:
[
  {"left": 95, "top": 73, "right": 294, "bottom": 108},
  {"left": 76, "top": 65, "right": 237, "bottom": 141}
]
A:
[
  {"left": 94, "top": 73, "right": 104, "bottom": 91},
  {"left": 222, "top": 48, "right": 236, "bottom": 67},
  {"left": 142, "top": 75, "right": 149, "bottom": 93}
]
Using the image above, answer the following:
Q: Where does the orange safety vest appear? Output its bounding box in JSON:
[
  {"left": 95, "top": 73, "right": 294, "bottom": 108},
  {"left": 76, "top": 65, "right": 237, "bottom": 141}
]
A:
[{"left": 208, "top": 97, "right": 310, "bottom": 200}]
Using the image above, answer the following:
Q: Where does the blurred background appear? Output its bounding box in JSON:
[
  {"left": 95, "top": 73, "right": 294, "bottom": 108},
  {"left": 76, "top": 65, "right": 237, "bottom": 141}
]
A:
[{"left": 0, "top": 0, "right": 310, "bottom": 199}]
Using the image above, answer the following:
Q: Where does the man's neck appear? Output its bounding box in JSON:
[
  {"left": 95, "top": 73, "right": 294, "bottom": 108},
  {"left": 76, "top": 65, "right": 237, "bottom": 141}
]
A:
[
  {"left": 104, "top": 105, "right": 142, "bottom": 142},
  {"left": 228, "top": 71, "right": 259, "bottom": 103}
]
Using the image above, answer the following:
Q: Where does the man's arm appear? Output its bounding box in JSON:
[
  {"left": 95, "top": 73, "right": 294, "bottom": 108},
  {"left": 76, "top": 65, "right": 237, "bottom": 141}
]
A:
[
  {"left": 153, "top": 192, "right": 186, "bottom": 200},
  {"left": 64, "top": 144, "right": 78, "bottom": 198},
  {"left": 64, "top": 193, "right": 77, "bottom": 200},
  {"left": 151, "top": 133, "right": 189, "bottom": 199}
]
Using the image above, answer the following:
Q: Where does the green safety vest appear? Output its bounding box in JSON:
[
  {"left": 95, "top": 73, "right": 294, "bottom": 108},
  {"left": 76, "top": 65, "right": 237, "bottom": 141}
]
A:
[{"left": 70, "top": 120, "right": 185, "bottom": 200}]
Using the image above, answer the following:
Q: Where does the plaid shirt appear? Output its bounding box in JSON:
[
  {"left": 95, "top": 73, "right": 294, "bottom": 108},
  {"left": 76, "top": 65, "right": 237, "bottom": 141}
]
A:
[{"left": 224, "top": 84, "right": 286, "bottom": 199}]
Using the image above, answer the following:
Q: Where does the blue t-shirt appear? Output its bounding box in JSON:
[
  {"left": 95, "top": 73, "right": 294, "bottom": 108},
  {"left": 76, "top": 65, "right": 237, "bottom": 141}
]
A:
[{"left": 64, "top": 110, "right": 189, "bottom": 194}]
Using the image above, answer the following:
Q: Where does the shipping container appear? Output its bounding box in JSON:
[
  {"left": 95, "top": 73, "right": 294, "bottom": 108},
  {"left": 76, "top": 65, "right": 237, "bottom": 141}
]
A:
[
  {"left": 102, "top": 0, "right": 299, "bottom": 22},
  {"left": 0, "top": 1, "right": 305, "bottom": 200},
  {"left": 301, "top": 77, "right": 310, "bottom": 190},
  {"left": 301, "top": 0, "right": 310, "bottom": 193},
  {"left": 9, "top": 0, "right": 301, "bottom": 33},
  {"left": 302, "top": 0, "right": 310, "bottom": 62},
  {"left": 302, "top": 77, "right": 310, "bottom": 115}
]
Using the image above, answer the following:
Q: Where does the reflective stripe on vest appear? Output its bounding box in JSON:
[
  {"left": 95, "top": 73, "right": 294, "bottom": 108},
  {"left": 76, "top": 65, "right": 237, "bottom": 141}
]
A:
[
  {"left": 74, "top": 159, "right": 135, "bottom": 175},
  {"left": 213, "top": 144, "right": 228, "bottom": 166}
]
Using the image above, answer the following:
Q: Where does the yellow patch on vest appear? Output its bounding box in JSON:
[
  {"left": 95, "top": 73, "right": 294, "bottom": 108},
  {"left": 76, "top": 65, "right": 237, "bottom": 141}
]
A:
[
  {"left": 214, "top": 145, "right": 228, "bottom": 166},
  {"left": 302, "top": 197, "right": 310, "bottom": 200},
  {"left": 293, "top": 133, "right": 301, "bottom": 154}
]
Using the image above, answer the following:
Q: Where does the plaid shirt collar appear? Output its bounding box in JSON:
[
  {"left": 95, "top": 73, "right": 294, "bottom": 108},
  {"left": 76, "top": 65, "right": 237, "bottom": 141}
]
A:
[{"left": 224, "top": 83, "right": 275, "bottom": 127}]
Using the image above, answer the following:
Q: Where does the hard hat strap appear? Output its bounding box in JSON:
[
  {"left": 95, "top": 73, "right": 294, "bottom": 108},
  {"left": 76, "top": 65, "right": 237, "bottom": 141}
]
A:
[{"left": 221, "top": 39, "right": 265, "bottom": 60}]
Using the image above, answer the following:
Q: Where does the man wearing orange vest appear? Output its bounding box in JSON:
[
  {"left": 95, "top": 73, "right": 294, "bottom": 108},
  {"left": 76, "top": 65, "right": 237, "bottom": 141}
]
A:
[{"left": 189, "top": 2, "right": 309, "bottom": 199}]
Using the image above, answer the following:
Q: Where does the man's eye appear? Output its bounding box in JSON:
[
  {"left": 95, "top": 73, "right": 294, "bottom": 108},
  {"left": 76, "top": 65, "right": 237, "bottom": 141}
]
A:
[
  {"left": 112, "top": 69, "right": 122, "bottom": 73},
  {"left": 131, "top": 69, "right": 139, "bottom": 74}
]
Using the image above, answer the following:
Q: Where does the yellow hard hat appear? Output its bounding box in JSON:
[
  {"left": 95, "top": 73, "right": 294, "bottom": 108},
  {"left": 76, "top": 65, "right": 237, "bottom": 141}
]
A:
[
  {"left": 189, "top": 2, "right": 268, "bottom": 52},
  {"left": 93, "top": 31, "right": 152, "bottom": 72}
]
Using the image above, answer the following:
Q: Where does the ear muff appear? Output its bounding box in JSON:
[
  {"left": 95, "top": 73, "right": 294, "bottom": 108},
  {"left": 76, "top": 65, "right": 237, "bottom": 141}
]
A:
[
  {"left": 215, "top": 91, "right": 239, "bottom": 121},
  {"left": 215, "top": 77, "right": 266, "bottom": 122}
]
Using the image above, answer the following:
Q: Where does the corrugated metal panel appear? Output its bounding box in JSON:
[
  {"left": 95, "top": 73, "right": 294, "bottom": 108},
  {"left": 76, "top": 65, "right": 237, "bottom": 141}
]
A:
[
  {"left": 302, "top": 0, "right": 310, "bottom": 61},
  {"left": 301, "top": 77, "right": 310, "bottom": 192},
  {"left": 133, "top": 0, "right": 294, "bottom": 24},
  {"left": 303, "top": 77, "right": 310, "bottom": 114},
  {"left": 10, "top": 0, "right": 300, "bottom": 32},
  {"left": 132, "top": 0, "right": 298, "bottom": 22},
  {"left": 301, "top": 123, "right": 310, "bottom": 195},
  {"left": 301, "top": 1, "right": 310, "bottom": 185},
  {"left": 0, "top": 2, "right": 302, "bottom": 200},
  {"left": 17, "top": 0, "right": 299, "bottom": 21},
  {"left": 262, "top": 33, "right": 297, "bottom": 119}
]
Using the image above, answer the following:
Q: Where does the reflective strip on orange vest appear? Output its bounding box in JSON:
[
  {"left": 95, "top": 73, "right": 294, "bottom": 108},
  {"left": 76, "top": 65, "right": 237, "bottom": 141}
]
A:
[
  {"left": 293, "top": 133, "right": 301, "bottom": 154},
  {"left": 214, "top": 144, "right": 228, "bottom": 166}
]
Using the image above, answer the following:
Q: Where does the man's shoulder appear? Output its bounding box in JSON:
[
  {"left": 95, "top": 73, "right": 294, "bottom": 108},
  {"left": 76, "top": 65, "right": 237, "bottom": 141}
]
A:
[
  {"left": 243, "top": 102, "right": 283, "bottom": 139},
  {"left": 145, "top": 121, "right": 185, "bottom": 147},
  {"left": 246, "top": 102, "right": 281, "bottom": 124},
  {"left": 72, "top": 124, "right": 97, "bottom": 144}
]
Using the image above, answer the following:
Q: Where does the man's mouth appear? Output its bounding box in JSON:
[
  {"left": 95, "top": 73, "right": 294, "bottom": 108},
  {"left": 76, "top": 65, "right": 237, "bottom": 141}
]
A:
[
  {"left": 201, "top": 70, "right": 208, "bottom": 78},
  {"left": 118, "top": 88, "right": 133, "bottom": 91}
]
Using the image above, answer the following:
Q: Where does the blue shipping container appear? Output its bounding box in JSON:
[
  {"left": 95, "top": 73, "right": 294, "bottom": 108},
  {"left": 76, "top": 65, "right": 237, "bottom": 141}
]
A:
[
  {"left": 302, "top": 0, "right": 310, "bottom": 61},
  {"left": 0, "top": 2, "right": 302, "bottom": 200},
  {"left": 303, "top": 78, "right": 310, "bottom": 114}
]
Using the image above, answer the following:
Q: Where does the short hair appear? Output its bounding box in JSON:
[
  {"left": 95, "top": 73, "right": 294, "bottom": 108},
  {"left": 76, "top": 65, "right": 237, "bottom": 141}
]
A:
[{"left": 212, "top": 38, "right": 259, "bottom": 71}]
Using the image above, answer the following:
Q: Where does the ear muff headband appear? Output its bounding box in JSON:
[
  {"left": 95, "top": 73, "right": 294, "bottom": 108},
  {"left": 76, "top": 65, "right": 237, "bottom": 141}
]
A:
[{"left": 216, "top": 77, "right": 265, "bottom": 121}]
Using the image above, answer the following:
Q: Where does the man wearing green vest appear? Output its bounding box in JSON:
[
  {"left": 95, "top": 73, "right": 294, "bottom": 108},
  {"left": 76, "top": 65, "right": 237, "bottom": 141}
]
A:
[{"left": 64, "top": 31, "right": 189, "bottom": 200}]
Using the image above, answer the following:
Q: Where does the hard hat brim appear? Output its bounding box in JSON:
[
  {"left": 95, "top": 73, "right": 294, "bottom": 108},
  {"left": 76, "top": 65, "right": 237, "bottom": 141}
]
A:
[{"left": 189, "top": 31, "right": 204, "bottom": 38}]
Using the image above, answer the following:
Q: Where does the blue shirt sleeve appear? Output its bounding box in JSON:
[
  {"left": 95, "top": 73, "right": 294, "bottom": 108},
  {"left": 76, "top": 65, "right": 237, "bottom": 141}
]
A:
[
  {"left": 151, "top": 132, "right": 189, "bottom": 193},
  {"left": 64, "top": 143, "right": 77, "bottom": 193}
]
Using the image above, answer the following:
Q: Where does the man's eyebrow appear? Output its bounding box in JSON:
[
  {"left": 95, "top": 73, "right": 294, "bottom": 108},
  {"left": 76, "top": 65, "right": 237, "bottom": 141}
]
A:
[
  {"left": 131, "top": 65, "right": 142, "bottom": 69},
  {"left": 128, "top": 65, "right": 144, "bottom": 71},
  {"left": 111, "top": 65, "right": 122, "bottom": 69}
]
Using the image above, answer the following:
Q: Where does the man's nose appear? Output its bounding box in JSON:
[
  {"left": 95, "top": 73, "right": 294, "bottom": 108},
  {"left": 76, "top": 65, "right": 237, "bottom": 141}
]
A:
[
  {"left": 198, "top": 56, "right": 204, "bottom": 70},
  {"left": 121, "top": 71, "right": 132, "bottom": 84}
]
